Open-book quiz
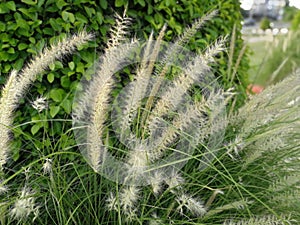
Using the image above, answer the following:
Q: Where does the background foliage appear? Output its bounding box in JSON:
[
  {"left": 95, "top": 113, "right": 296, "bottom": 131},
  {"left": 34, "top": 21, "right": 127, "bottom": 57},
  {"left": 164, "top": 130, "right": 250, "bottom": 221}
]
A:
[
  {"left": 0, "top": 0, "right": 249, "bottom": 198},
  {"left": 291, "top": 9, "right": 300, "bottom": 30},
  {"left": 259, "top": 17, "right": 271, "bottom": 31}
]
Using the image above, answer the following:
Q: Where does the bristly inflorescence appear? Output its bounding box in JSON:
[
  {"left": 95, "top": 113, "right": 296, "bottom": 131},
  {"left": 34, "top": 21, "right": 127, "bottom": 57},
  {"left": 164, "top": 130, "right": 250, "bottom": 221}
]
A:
[
  {"left": 72, "top": 10, "right": 230, "bottom": 220},
  {"left": 223, "top": 215, "right": 294, "bottom": 225},
  {"left": 10, "top": 186, "right": 39, "bottom": 221},
  {"left": 106, "top": 11, "right": 132, "bottom": 50},
  {"left": 227, "top": 73, "right": 300, "bottom": 163},
  {"left": 0, "top": 31, "right": 93, "bottom": 176},
  {"left": 71, "top": 9, "right": 300, "bottom": 222}
]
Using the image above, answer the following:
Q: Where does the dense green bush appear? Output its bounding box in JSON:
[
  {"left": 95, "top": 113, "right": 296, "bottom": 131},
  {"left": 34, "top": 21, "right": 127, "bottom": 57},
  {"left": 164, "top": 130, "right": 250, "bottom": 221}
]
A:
[
  {"left": 0, "top": 0, "right": 248, "bottom": 168},
  {"left": 283, "top": 6, "right": 299, "bottom": 22},
  {"left": 291, "top": 9, "right": 300, "bottom": 31},
  {"left": 260, "top": 17, "right": 271, "bottom": 31}
]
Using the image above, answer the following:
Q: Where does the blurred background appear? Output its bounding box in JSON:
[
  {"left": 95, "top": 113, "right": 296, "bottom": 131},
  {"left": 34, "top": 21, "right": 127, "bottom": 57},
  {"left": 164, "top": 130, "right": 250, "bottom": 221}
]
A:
[{"left": 240, "top": 0, "right": 300, "bottom": 86}]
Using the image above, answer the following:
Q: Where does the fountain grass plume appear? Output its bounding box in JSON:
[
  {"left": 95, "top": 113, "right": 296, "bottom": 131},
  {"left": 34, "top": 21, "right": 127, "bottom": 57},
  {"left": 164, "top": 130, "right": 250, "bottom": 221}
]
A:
[{"left": 0, "top": 31, "right": 93, "bottom": 174}]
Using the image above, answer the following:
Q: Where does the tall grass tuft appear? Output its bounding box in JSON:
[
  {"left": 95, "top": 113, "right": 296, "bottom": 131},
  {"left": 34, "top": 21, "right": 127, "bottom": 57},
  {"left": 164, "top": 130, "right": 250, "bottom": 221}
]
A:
[
  {"left": 0, "top": 11, "right": 299, "bottom": 225},
  {"left": 252, "top": 30, "right": 300, "bottom": 86}
]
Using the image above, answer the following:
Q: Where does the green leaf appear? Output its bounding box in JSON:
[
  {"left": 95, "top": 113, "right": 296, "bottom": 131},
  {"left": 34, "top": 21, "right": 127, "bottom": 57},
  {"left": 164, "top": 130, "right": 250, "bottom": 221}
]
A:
[
  {"left": 7, "top": 47, "right": 15, "bottom": 54},
  {"left": 7, "top": 23, "right": 18, "bottom": 31},
  {"left": 30, "top": 19, "right": 42, "bottom": 28},
  {"left": 0, "top": 52, "right": 10, "bottom": 61},
  {"left": 84, "top": 6, "right": 95, "bottom": 18},
  {"left": 49, "top": 105, "right": 60, "bottom": 118},
  {"left": 18, "top": 43, "right": 28, "bottom": 50},
  {"left": 35, "top": 39, "right": 45, "bottom": 52},
  {"left": 54, "top": 61, "right": 63, "bottom": 69},
  {"left": 73, "top": 0, "right": 91, "bottom": 4},
  {"left": 75, "top": 62, "right": 85, "bottom": 74},
  {"left": 60, "top": 75, "right": 70, "bottom": 88},
  {"left": 67, "top": 71, "right": 75, "bottom": 76},
  {"left": 4, "top": 64, "right": 11, "bottom": 72},
  {"left": 49, "top": 63, "right": 55, "bottom": 71},
  {"left": 49, "top": 18, "right": 62, "bottom": 32},
  {"left": 21, "top": 0, "right": 37, "bottom": 5},
  {"left": 0, "top": 3, "right": 10, "bottom": 14},
  {"left": 14, "top": 58, "right": 25, "bottom": 70},
  {"left": 96, "top": 12, "right": 104, "bottom": 24},
  {"left": 50, "top": 121, "right": 62, "bottom": 135},
  {"left": 56, "top": 0, "right": 68, "bottom": 9},
  {"left": 147, "top": 5, "right": 153, "bottom": 14},
  {"left": 68, "top": 61, "right": 75, "bottom": 70},
  {"left": 75, "top": 12, "right": 88, "bottom": 24},
  {"left": 9, "top": 38, "right": 17, "bottom": 47},
  {"left": 0, "top": 21, "right": 5, "bottom": 31},
  {"left": 80, "top": 51, "right": 95, "bottom": 63},
  {"left": 47, "top": 73, "right": 55, "bottom": 83},
  {"left": 115, "top": 0, "right": 125, "bottom": 7},
  {"left": 37, "top": 0, "right": 45, "bottom": 8},
  {"left": 17, "top": 28, "right": 31, "bottom": 37},
  {"left": 14, "top": 12, "right": 22, "bottom": 20},
  {"left": 100, "top": 0, "right": 107, "bottom": 9},
  {"left": 6, "top": 1, "right": 16, "bottom": 11},
  {"left": 31, "top": 123, "right": 42, "bottom": 135},
  {"left": 19, "top": 8, "right": 36, "bottom": 20},
  {"left": 43, "top": 27, "right": 54, "bottom": 36},
  {"left": 168, "top": 17, "right": 182, "bottom": 34},
  {"left": 61, "top": 99, "right": 71, "bottom": 114},
  {"left": 49, "top": 88, "right": 66, "bottom": 102},
  {"left": 62, "top": 11, "right": 75, "bottom": 23},
  {"left": 137, "top": 0, "right": 145, "bottom": 7},
  {"left": 61, "top": 10, "right": 68, "bottom": 21},
  {"left": 45, "top": 5, "right": 59, "bottom": 13},
  {"left": 29, "top": 37, "right": 36, "bottom": 44},
  {"left": 26, "top": 48, "right": 37, "bottom": 54},
  {"left": 11, "top": 139, "right": 21, "bottom": 161},
  {"left": 68, "top": 13, "right": 75, "bottom": 23},
  {"left": 0, "top": 33, "right": 9, "bottom": 42}
]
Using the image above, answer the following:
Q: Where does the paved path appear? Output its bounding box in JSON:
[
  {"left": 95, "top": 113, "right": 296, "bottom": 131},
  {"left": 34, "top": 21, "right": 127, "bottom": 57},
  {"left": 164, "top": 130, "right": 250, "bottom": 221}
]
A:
[{"left": 243, "top": 34, "right": 274, "bottom": 43}]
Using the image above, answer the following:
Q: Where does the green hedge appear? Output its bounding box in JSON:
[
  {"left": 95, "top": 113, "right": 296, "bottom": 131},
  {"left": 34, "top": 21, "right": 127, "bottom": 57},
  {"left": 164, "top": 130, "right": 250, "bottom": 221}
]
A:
[
  {"left": 260, "top": 17, "right": 271, "bottom": 31},
  {"left": 0, "top": 0, "right": 249, "bottom": 163},
  {"left": 291, "top": 9, "right": 300, "bottom": 30}
]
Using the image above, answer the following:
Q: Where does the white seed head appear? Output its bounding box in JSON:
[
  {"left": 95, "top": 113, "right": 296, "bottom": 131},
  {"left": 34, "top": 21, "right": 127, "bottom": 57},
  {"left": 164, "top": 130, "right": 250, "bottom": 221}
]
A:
[
  {"left": 0, "top": 181, "right": 8, "bottom": 194},
  {"left": 42, "top": 158, "right": 52, "bottom": 175},
  {"left": 120, "top": 186, "right": 139, "bottom": 212},
  {"left": 176, "top": 193, "right": 207, "bottom": 217},
  {"left": 106, "top": 192, "right": 118, "bottom": 211},
  {"left": 165, "top": 170, "right": 184, "bottom": 192},
  {"left": 10, "top": 187, "right": 37, "bottom": 220},
  {"left": 31, "top": 96, "right": 48, "bottom": 112},
  {"left": 150, "top": 171, "right": 164, "bottom": 195}
]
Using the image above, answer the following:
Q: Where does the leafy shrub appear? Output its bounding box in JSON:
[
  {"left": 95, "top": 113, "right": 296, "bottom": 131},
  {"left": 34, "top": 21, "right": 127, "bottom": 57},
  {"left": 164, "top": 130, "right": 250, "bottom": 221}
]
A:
[
  {"left": 291, "top": 9, "right": 300, "bottom": 31},
  {"left": 283, "top": 6, "right": 299, "bottom": 22},
  {"left": 260, "top": 17, "right": 271, "bottom": 31}
]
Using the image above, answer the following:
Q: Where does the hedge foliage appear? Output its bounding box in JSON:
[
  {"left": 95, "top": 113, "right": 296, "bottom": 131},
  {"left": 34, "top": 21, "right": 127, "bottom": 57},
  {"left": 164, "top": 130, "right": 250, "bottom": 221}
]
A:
[
  {"left": 0, "top": 0, "right": 249, "bottom": 163},
  {"left": 260, "top": 17, "right": 271, "bottom": 31},
  {"left": 291, "top": 9, "right": 300, "bottom": 31}
]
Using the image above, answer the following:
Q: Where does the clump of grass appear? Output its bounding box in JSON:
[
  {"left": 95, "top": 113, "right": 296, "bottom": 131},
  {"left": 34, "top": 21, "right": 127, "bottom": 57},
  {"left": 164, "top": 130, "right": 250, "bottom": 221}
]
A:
[
  {"left": 252, "top": 30, "right": 300, "bottom": 86},
  {"left": 0, "top": 10, "right": 299, "bottom": 225}
]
